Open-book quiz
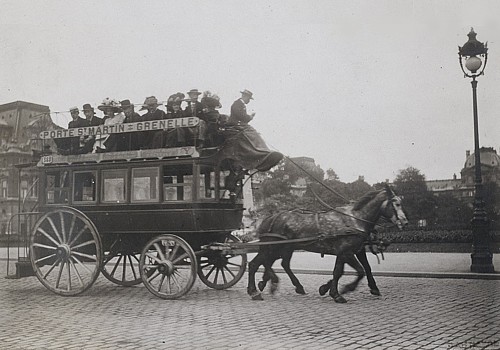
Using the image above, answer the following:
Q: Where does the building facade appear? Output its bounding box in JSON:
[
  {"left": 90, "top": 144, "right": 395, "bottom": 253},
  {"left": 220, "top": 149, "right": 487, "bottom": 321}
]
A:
[{"left": 0, "top": 101, "right": 59, "bottom": 235}]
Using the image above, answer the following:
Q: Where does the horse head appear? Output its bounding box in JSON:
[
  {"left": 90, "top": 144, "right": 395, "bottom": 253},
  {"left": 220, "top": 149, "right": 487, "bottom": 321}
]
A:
[{"left": 380, "top": 184, "right": 408, "bottom": 229}]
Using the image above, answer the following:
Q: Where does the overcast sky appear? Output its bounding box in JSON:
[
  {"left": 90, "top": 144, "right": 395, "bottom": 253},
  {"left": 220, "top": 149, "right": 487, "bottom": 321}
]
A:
[{"left": 1, "top": 0, "right": 499, "bottom": 184}]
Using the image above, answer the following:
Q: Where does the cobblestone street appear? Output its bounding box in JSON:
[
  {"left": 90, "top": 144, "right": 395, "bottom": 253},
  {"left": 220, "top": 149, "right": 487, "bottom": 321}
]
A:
[{"left": 1, "top": 263, "right": 499, "bottom": 349}]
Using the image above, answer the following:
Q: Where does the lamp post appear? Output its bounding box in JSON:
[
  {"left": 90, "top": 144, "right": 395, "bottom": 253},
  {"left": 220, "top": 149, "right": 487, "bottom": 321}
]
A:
[{"left": 458, "top": 28, "right": 494, "bottom": 273}]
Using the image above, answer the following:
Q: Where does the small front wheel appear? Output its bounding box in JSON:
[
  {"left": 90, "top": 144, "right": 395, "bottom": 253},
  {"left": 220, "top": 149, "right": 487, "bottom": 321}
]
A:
[
  {"left": 139, "top": 234, "right": 197, "bottom": 299},
  {"left": 197, "top": 234, "right": 247, "bottom": 290}
]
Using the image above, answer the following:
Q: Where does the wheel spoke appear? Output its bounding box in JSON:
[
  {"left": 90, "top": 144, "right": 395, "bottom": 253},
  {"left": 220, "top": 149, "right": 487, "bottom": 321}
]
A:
[
  {"left": 157, "top": 275, "right": 166, "bottom": 292},
  {"left": 110, "top": 255, "right": 123, "bottom": 277},
  {"left": 33, "top": 242, "right": 57, "bottom": 251},
  {"left": 67, "top": 259, "right": 72, "bottom": 291},
  {"left": 59, "top": 212, "right": 67, "bottom": 243},
  {"left": 145, "top": 252, "right": 163, "bottom": 265},
  {"left": 223, "top": 265, "right": 236, "bottom": 278},
  {"left": 36, "top": 228, "right": 61, "bottom": 248},
  {"left": 68, "top": 258, "right": 84, "bottom": 287},
  {"left": 221, "top": 268, "right": 228, "bottom": 284},
  {"left": 68, "top": 226, "right": 89, "bottom": 247},
  {"left": 227, "top": 261, "right": 242, "bottom": 267},
  {"left": 153, "top": 243, "right": 166, "bottom": 261},
  {"left": 55, "top": 260, "right": 65, "bottom": 289},
  {"left": 71, "top": 255, "right": 92, "bottom": 274},
  {"left": 71, "top": 239, "right": 96, "bottom": 251},
  {"left": 147, "top": 270, "right": 161, "bottom": 283},
  {"left": 171, "top": 273, "right": 182, "bottom": 291},
  {"left": 128, "top": 255, "right": 138, "bottom": 280},
  {"left": 35, "top": 253, "right": 56, "bottom": 265},
  {"left": 67, "top": 214, "right": 77, "bottom": 244},
  {"left": 171, "top": 252, "right": 189, "bottom": 264},
  {"left": 122, "top": 254, "right": 127, "bottom": 282},
  {"left": 167, "top": 244, "right": 179, "bottom": 261},
  {"left": 214, "top": 267, "right": 220, "bottom": 284},
  {"left": 46, "top": 216, "right": 64, "bottom": 244},
  {"left": 72, "top": 251, "right": 97, "bottom": 261},
  {"left": 42, "top": 258, "right": 60, "bottom": 279},
  {"left": 204, "top": 265, "right": 216, "bottom": 279}
]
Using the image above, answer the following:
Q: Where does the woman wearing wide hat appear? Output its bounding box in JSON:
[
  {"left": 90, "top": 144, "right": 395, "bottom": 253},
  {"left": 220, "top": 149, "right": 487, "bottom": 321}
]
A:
[{"left": 94, "top": 98, "right": 125, "bottom": 152}]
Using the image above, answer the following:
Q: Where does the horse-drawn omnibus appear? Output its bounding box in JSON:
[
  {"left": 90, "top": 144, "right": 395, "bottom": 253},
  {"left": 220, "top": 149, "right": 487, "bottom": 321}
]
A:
[{"left": 8, "top": 115, "right": 282, "bottom": 299}]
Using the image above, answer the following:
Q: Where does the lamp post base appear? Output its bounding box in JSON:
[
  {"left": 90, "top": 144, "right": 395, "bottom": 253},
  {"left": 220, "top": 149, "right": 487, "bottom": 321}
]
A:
[{"left": 470, "top": 252, "right": 495, "bottom": 273}]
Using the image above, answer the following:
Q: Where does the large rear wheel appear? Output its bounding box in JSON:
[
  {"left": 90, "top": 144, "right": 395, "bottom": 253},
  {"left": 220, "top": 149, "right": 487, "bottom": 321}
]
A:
[
  {"left": 30, "top": 207, "right": 102, "bottom": 296},
  {"left": 139, "top": 234, "right": 197, "bottom": 299}
]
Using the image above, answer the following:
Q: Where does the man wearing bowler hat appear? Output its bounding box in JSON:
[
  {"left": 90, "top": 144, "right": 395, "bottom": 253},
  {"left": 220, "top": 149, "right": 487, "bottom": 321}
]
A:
[
  {"left": 228, "top": 89, "right": 255, "bottom": 126},
  {"left": 140, "top": 96, "right": 166, "bottom": 149},
  {"left": 67, "top": 106, "right": 89, "bottom": 154},
  {"left": 81, "top": 104, "right": 103, "bottom": 153},
  {"left": 122, "top": 99, "right": 142, "bottom": 150},
  {"left": 183, "top": 89, "right": 207, "bottom": 147}
]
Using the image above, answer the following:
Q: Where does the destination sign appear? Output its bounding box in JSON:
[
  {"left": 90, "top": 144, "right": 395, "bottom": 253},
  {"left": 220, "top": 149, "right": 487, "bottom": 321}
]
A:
[{"left": 39, "top": 117, "right": 200, "bottom": 140}]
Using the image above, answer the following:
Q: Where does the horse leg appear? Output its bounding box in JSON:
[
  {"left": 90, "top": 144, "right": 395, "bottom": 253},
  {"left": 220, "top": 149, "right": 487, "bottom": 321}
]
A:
[
  {"left": 341, "top": 254, "right": 365, "bottom": 295},
  {"left": 329, "top": 257, "right": 347, "bottom": 303},
  {"left": 247, "top": 252, "right": 266, "bottom": 300},
  {"left": 319, "top": 279, "right": 332, "bottom": 296},
  {"left": 263, "top": 261, "right": 280, "bottom": 294},
  {"left": 280, "top": 248, "right": 306, "bottom": 295},
  {"left": 258, "top": 268, "right": 270, "bottom": 292},
  {"left": 356, "top": 249, "right": 380, "bottom": 296}
]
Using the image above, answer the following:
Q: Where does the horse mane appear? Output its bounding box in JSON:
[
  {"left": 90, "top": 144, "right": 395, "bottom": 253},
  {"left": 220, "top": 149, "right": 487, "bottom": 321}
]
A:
[{"left": 352, "top": 190, "right": 382, "bottom": 211}]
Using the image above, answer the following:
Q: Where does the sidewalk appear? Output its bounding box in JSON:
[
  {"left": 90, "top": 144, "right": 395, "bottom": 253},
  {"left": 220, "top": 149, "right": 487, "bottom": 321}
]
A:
[{"left": 3, "top": 247, "right": 499, "bottom": 279}]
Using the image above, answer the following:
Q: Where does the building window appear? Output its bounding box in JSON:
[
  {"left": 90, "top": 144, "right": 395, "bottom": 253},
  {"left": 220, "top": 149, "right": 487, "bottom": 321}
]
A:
[
  {"left": 132, "top": 167, "right": 159, "bottom": 203},
  {"left": 1, "top": 180, "right": 7, "bottom": 198},
  {"left": 102, "top": 169, "right": 127, "bottom": 203},
  {"left": 20, "top": 180, "right": 28, "bottom": 199}
]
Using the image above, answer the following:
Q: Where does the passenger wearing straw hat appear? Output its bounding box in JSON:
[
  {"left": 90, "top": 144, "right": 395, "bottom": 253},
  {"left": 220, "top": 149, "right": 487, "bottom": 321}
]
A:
[{"left": 140, "top": 96, "right": 166, "bottom": 149}]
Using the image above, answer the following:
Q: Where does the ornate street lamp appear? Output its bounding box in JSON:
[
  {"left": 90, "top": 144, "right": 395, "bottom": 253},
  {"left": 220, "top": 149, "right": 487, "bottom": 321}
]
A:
[{"left": 458, "top": 28, "right": 494, "bottom": 272}]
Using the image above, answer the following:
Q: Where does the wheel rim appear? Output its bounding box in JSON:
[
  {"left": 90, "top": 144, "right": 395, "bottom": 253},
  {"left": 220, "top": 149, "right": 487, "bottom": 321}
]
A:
[
  {"left": 102, "top": 251, "right": 142, "bottom": 286},
  {"left": 140, "top": 234, "right": 197, "bottom": 299},
  {"left": 197, "top": 234, "right": 247, "bottom": 290},
  {"left": 30, "top": 207, "right": 102, "bottom": 296}
]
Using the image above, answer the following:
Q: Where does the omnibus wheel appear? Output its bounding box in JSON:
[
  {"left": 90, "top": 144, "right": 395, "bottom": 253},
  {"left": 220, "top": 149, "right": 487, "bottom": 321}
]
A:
[
  {"left": 140, "top": 234, "right": 197, "bottom": 299},
  {"left": 102, "top": 251, "right": 142, "bottom": 286},
  {"left": 197, "top": 233, "right": 247, "bottom": 290},
  {"left": 30, "top": 207, "right": 102, "bottom": 296}
]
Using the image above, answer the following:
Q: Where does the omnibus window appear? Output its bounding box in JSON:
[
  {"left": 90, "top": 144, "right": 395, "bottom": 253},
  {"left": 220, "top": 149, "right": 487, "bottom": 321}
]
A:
[
  {"left": 199, "top": 166, "right": 216, "bottom": 199},
  {"left": 73, "top": 171, "right": 97, "bottom": 203},
  {"left": 163, "top": 165, "right": 192, "bottom": 201},
  {"left": 102, "top": 169, "right": 127, "bottom": 203},
  {"left": 47, "top": 171, "right": 70, "bottom": 204},
  {"left": 132, "top": 167, "right": 159, "bottom": 202}
]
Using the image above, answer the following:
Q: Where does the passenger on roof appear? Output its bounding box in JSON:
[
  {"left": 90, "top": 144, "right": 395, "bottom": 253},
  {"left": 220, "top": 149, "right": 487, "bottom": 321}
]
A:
[
  {"left": 68, "top": 106, "right": 89, "bottom": 154},
  {"left": 152, "top": 93, "right": 185, "bottom": 148},
  {"left": 183, "top": 89, "right": 207, "bottom": 148},
  {"left": 140, "top": 96, "right": 166, "bottom": 149},
  {"left": 94, "top": 98, "right": 125, "bottom": 153},
  {"left": 228, "top": 89, "right": 255, "bottom": 126},
  {"left": 81, "top": 103, "right": 103, "bottom": 153},
  {"left": 121, "top": 99, "right": 142, "bottom": 151},
  {"left": 200, "top": 91, "right": 223, "bottom": 147}
]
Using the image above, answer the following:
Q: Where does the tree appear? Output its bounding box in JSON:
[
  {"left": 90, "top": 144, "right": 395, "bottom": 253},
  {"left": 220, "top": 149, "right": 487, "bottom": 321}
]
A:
[{"left": 393, "top": 166, "right": 436, "bottom": 224}]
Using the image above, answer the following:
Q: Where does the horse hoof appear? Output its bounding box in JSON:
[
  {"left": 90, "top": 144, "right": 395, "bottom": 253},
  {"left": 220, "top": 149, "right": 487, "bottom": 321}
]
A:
[
  {"left": 295, "top": 286, "right": 306, "bottom": 295},
  {"left": 333, "top": 295, "right": 347, "bottom": 303},
  {"left": 258, "top": 281, "right": 266, "bottom": 292},
  {"left": 270, "top": 282, "right": 279, "bottom": 295},
  {"left": 319, "top": 284, "right": 330, "bottom": 296},
  {"left": 370, "top": 289, "right": 381, "bottom": 296},
  {"left": 251, "top": 293, "right": 264, "bottom": 301}
]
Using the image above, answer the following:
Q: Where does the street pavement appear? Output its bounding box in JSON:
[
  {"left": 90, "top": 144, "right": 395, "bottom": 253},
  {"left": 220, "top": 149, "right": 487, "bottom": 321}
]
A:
[{"left": 1, "top": 251, "right": 499, "bottom": 349}]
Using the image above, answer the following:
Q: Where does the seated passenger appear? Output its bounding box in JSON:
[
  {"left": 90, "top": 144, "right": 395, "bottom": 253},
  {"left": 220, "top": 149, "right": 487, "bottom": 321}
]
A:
[
  {"left": 200, "top": 91, "right": 223, "bottom": 147},
  {"left": 94, "top": 98, "right": 125, "bottom": 152},
  {"left": 152, "top": 93, "right": 185, "bottom": 148},
  {"left": 121, "top": 99, "right": 142, "bottom": 151},
  {"left": 67, "top": 106, "right": 89, "bottom": 154},
  {"left": 140, "top": 96, "right": 166, "bottom": 149}
]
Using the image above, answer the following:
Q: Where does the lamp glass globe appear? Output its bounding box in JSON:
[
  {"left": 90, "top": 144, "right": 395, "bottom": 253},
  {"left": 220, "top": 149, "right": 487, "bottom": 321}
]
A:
[{"left": 465, "top": 56, "right": 482, "bottom": 73}]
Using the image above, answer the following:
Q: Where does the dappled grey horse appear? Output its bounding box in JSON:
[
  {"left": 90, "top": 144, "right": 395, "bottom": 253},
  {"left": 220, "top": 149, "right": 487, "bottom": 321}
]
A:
[{"left": 247, "top": 186, "right": 407, "bottom": 302}]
